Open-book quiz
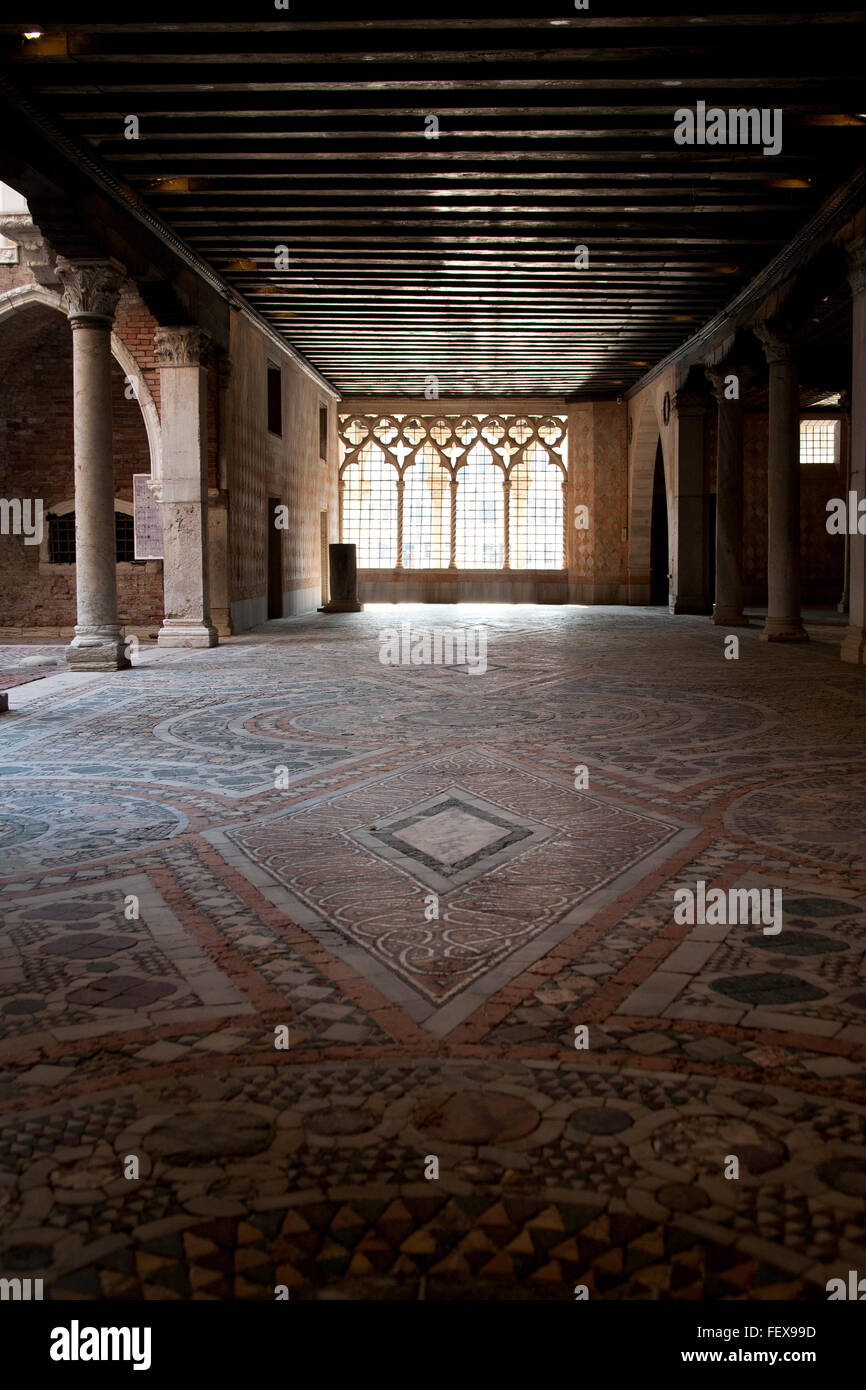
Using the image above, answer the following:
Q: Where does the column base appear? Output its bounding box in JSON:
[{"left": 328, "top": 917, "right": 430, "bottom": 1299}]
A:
[
  {"left": 840, "top": 625, "right": 866, "bottom": 664},
  {"left": 760, "top": 617, "right": 809, "bottom": 642},
  {"left": 317, "top": 600, "right": 364, "bottom": 613},
  {"left": 157, "top": 619, "right": 219, "bottom": 648},
  {"left": 65, "top": 627, "right": 131, "bottom": 671},
  {"left": 671, "top": 597, "right": 712, "bottom": 615},
  {"left": 210, "top": 608, "right": 234, "bottom": 638},
  {"left": 711, "top": 605, "right": 750, "bottom": 627}
]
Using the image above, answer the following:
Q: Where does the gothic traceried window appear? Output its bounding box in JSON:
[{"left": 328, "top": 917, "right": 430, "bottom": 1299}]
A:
[
  {"left": 455, "top": 442, "right": 504, "bottom": 568},
  {"left": 338, "top": 412, "right": 567, "bottom": 570},
  {"left": 510, "top": 442, "right": 565, "bottom": 569},
  {"left": 340, "top": 442, "right": 398, "bottom": 567},
  {"left": 402, "top": 443, "right": 451, "bottom": 568}
]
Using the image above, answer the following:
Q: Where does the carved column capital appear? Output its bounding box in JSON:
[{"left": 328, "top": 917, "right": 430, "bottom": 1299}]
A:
[
  {"left": 0, "top": 214, "right": 60, "bottom": 286},
  {"left": 155, "top": 325, "right": 211, "bottom": 368},
  {"left": 55, "top": 256, "right": 124, "bottom": 325},
  {"left": 705, "top": 363, "right": 755, "bottom": 402},
  {"left": 755, "top": 322, "right": 795, "bottom": 366},
  {"left": 671, "top": 390, "right": 709, "bottom": 417},
  {"left": 846, "top": 237, "right": 866, "bottom": 299}
]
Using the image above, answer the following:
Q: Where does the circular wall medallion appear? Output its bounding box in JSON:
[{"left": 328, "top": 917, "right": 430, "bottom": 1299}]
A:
[{"left": 662, "top": 391, "right": 671, "bottom": 425}]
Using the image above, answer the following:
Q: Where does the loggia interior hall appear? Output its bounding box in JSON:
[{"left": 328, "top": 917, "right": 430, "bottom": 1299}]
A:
[{"left": 0, "top": 4, "right": 864, "bottom": 1310}]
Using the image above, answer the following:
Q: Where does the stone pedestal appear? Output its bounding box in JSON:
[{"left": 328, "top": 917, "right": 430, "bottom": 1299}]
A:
[
  {"left": 318, "top": 543, "right": 363, "bottom": 612},
  {"left": 707, "top": 367, "right": 750, "bottom": 626},
  {"left": 841, "top": 242, "right": 866, "bottom": 664},
  {"left": 56, "top": 258, "right": 131, "bottom": 671},
  {"left": 154, "top": 328, "right": 218, "bottom": 648},
  {"left": 757, "top": 325, "right": 808, "bottom": 642}
]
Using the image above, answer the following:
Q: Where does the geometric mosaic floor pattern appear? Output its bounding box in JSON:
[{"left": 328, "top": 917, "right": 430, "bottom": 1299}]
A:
[{"left": 1, "top": 605, "right": 865, "bottom": 1299}]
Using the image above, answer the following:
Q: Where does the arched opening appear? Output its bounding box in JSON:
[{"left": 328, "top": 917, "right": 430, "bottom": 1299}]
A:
[
  {"left": 650, "top": 439, "right": 670, "bottom": 605},
  {"left": 628, "top": 398, "right": 666, "bottom": 604},
  {"left": 0, "top": 297, "right": 163, "bottom": 634}
]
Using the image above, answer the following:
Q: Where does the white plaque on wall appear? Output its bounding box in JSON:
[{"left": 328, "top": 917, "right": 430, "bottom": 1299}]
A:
[
  {"left": 133, "top": 474, "right": 164, "bottom": 559},
  {"left": 0, "top": 235, "right": 18, "bottom": 264}
]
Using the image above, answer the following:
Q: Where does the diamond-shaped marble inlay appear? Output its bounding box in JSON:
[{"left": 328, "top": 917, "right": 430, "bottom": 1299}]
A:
[
  {"left": 353, "top": 788, "right": 552, "bottom": 892},
  {"left": 215, "top": 751, "right": 695, "bottom": 1027},
  {"left": 394, "top": 807, "right": 506, "bottom": 863}
]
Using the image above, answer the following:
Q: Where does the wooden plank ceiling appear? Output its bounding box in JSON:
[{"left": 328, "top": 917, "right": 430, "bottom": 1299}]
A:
[{"left": 1, "top": 4, "right": 865, "bottom": 397}]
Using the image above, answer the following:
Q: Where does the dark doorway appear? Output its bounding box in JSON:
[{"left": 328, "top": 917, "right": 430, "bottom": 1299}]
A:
[
  {"left": 650, "top": 441, "right": 669, "bottom": 606},
  {"left": 267, "top": 496, "right": 283, "bottom": 619}
]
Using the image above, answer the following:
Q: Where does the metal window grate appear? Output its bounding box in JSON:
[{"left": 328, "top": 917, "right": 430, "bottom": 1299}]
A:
[
  {"left": 799, "top": 419, "right": 838, "bottom": 465},
  {"left": 455, "top": 443, "right": 504, "bottom": 568},
  {"left": 47, "top": 511, "right": 76, "bottom": 564},
  {"left": 341, "top": 443, "right": 397, "bottom": 567},
  {"left": 510, "top": 442, "right": 564, "bottom": 568},
  {"left": 115, "top": 511, "right": 135, "bottom": 562},
  {"left": 402, "top": 443, "right": 450, "bottom": 568},
  {"left": 48, "top": 511, "right": 137, "bottom": 564}
]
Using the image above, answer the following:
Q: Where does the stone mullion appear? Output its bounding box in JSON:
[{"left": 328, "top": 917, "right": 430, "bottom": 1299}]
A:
[
  {"left": 449, "top": 476, "right": 459, "bottom": 570},
  {"left": 395, "top": 477, "right": 405, "bottom": 570},
  {"left": 561, "top": 474, "right": 568, "bottom": 569},
  {"left": 502, "top": 476, "right": 512, "bottom": 570}
]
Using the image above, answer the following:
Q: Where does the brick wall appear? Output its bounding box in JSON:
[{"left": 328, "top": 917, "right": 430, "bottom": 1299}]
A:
[{"left": 0, "top": 298, "right": 164, "bottom": 632}]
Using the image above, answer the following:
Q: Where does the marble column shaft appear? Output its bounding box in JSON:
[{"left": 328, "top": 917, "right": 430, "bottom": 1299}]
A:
[
  {"left": 707, "top": 369, "right": 748, "bottom": 626},
  {"left": 757, "top": 327, "right": 808, "bottom": 641},
  {"left": 670, "top": 392, "right": 709, "bottom": 614},
  {"left": 56, "top": 257, "right": 130, "bottom": 671},
  {"left": 841, "top": 240, "right": 866, "bottom": 663}
]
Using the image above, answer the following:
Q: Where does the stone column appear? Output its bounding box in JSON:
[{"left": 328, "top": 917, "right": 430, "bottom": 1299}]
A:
[
  {"left": 56, "top": 257, "right": 130, "bottom": 670},
  {"left": 670, "top": 390, "right": 709, "bottom": 613},
  {"left": 706, "top": 367, "right": 749, "bottom": 625},
  {"left": 837, "top": 394, "right": 851, "bottom": 614},
  {"left": 154, "top": 327, "right": 218, "bottom": 647},
  {"left": 208, "top": 353, "right": 233, "bottom": 636},
  {"left": 842, "top": 241, "right": 866, "bottom": 663},
  {"left": 756, "top": 325, "right": 808, "bottom": 641}
]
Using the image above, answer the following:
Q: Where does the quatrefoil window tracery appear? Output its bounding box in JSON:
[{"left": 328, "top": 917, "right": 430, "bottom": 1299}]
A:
[{"left": 338, "top": 412, "right": 567, "bottom": 481}]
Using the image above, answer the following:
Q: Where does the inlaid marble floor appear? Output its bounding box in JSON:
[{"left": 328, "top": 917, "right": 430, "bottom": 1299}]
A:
[{"left": 1, "top": 605, "right": 865, "bottom": 1299}]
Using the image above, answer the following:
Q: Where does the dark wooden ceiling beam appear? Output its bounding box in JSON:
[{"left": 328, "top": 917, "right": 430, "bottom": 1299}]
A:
[{"left": 2, "top": 10, "right": 863, "bottom": 396}]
